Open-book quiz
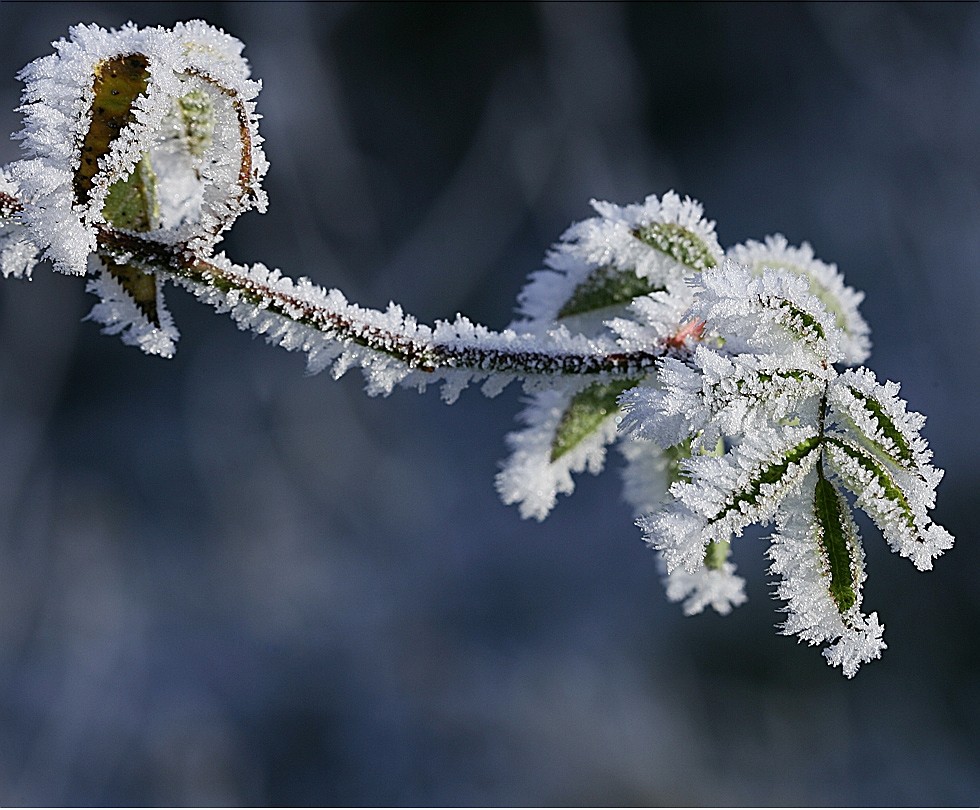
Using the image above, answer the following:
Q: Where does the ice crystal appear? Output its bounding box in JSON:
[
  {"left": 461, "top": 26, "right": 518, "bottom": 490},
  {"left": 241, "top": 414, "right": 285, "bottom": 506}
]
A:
[
  {"left": 0, "top": 168, "right": 39, "bottom": 279},
  {"left": 767, "top": 475, "right": 885, "bottom": 678},
  {"left": 514, "top": 191, "right": 722, "bottom": 331},
  {"left": 0, "top": 22, "right": 954, "bottom": 677},
  {"left": 7, "top": 20, "right": 267, "bottom": 354},
  {"left": 729, "top": 235, "right": 871, "bottom": 365}
]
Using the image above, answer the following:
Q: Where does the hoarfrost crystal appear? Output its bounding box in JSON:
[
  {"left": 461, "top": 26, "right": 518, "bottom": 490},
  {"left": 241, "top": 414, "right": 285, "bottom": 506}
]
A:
[
  {"left": 7, "top": 20, "right": 266, "bottom": 353},
  {"left": 0, "top": 22, "right": 955, "bottom": 677}
]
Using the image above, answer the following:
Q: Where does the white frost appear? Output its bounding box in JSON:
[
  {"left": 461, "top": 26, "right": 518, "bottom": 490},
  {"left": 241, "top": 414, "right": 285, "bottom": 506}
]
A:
[
  {"left": 84, "top": 258, "right": 179, "bottom": 357},
  {"left": 495, "top": 382, "right": 621, "bottom": 521},
  {"left": 514, "top": 191, "right": 722, "bottom": 329},
  {"left": 728, "top": 235, "right": 870, "bottom": 365},
  {"left": 767, "top": 477, "right": 885, "bottom": 678},
  {"left": 662, "top": 559, "right": 747, "bottom": 617}
]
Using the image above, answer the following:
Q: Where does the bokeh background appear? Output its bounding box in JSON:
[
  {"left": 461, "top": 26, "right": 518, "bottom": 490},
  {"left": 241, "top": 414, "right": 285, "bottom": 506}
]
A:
[{"left": 0, "top": 2, "right": 977, "bottom": 805}]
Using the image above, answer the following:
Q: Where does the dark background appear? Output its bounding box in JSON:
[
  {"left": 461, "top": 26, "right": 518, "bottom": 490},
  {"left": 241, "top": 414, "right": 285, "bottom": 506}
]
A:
[{"left": 0, "top": 2, "right": 977, "bottom": 805}]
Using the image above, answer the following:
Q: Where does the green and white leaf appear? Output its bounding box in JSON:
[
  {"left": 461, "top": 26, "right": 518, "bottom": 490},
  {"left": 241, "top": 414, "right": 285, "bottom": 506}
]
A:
[
  {"left": 676, "top": 424, "right": 822, "bottom": 543},
  {"left": 767, "top": 468, "right": 885, "bottom": 678},
  {"left": 632, "top": 220, "right": 718, "bottom": 272},
  {"left": 824, "top": 436, "right": 953, "bottom": 571},
  {"left": 551, "top": 378, "right": 638, "bottom": 461},
  {"left": 556, "top": 264, "right": 660, "bottom": 321},
  {"left": 514, "top": 191, "right": 722, "bottom": 330},
  {"left": 827, "top": 368, "right": 939, "bottom": 484},
  {"left": 497, "top": 378, "right": 640, "bottom": 521},
  {"left": 640, "top": 423, "right": 822, "bottom": 573},
  {"left": 728, "top": 235, "right": 871, "bottom": 365},
  {"left": 687, "top": 262, "right": 845, "bottom": 365},
  {"left": 812, "top": 465, "right": 862, "bottom": 614}
]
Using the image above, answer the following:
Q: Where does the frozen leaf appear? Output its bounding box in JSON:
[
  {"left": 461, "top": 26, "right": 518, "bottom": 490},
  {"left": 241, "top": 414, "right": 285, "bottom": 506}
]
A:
[
  {"left": 496, "top": 381, "right": 626, "bottom": 521},
  {"left": 550, "top": 378, "right": 638, "bottom": 461},
  {"left": 689, "top": 261, "right": 845, "bottom": 364},
  {"left": 632, "top": 220, "right": 718, "bottom": 272},
  {"left": 7, "top": 20, "right": 267, "bottom": 277},
  {"left": 85, "top": 258, "right": 179, "bottom": 357},
  {"left": 729, "top": 235, "right": 870, "bottom": 365},
  {"left": 824, "top": 436, "right": 952, "bottom": 571},
  {"left": 767, "top": 471, "right": 885, "bottom": 678},
  {"left": 514, "top": 191, "right": 721, "bottom": 331},
  {"left": 828, "top": 367, "right": 936, "bottom": 480},
  {"left": 556, "top": 264, "right": 660, "bottom": 320},
  {"left": 74, "top": 53, "right": 152, "bottom": 207}
]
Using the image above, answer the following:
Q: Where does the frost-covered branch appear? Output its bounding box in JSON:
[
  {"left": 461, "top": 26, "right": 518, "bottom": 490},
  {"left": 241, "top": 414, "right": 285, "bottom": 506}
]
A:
[
  {"left": 0, "top": 20, "right": 954, "bottom": 677},
  {"left": 88, "top": 224, "right": 671, "bottom": 394}
]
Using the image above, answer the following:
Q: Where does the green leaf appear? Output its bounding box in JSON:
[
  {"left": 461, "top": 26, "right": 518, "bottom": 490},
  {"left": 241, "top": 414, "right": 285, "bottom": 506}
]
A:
[
  {"left": 845, "top": 386, "right": 915, "bottom": 468},
  {"left": 177, "top": 85, "right": 214, "bottom": 157},
  {"left": 74, "top": 53, "right": 151, "bottom": 206},
  {"left": 557, "top": 265, "right": 659, "bottom": 319},
  {"left": 774, "top": 297, "right": 825, "bottom": 343},
  {"left": 813, "top": 466, "right": 858, "bottom": 613},
  {"left": 703, "top": 539, "right": 730, "bottom": 571},
  {"left": 100, "top": 151, "right": 162, "bottom": 326},
  {"left": 632, "top": 221, "right": 718, "bottom": 271},
  {"left": 825, "top": 437, "right": 916, "bottom": 532},
  {"left": 721, "top": 434, "right": 822, "bottom": 519},
  {"left": 550, "top": 378, "right": 639, "bottom": 462},
  {"left": 102, "top": 152, "right": 159, "bottom": 232}
]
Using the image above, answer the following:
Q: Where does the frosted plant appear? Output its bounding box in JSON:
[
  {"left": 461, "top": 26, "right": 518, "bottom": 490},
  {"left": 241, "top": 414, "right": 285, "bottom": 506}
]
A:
[{"left": 0, "top": 22, "right": 954, "bottom": 676}]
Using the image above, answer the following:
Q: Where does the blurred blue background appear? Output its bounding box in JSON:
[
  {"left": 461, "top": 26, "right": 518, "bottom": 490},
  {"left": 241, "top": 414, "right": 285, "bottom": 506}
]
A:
[{"left": 0, "top": 2, "right": 977, "bottom": 805}]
